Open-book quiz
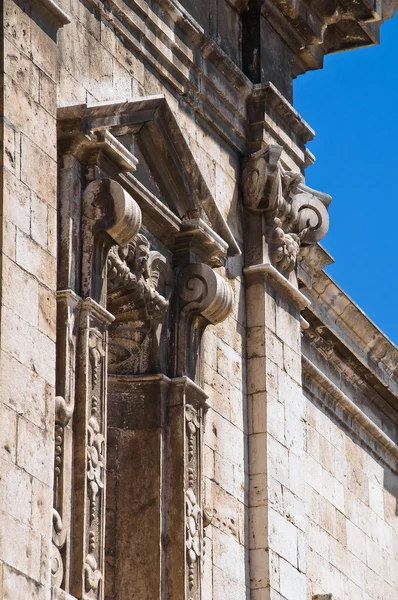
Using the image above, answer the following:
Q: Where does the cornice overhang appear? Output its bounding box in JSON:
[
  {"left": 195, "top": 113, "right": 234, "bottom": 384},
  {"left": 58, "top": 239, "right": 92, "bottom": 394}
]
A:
[
  {"left": 251, "top": 0, "right": 398, "bottom": 76},
  {"left": 57, "top": 97, "right": 241, "bottom": 261},
  {"left": 299, "top": 251, "right": 398, "bottom": 403}
]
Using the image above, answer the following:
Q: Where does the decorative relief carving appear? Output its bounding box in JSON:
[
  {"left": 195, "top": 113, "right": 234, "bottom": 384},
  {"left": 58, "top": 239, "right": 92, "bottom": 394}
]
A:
[
  {"left": 84, "top": 531, "right": 102, "bottom": 599},
  {"left": 175, "top": 263, "right": 233, "bottom": 379},
  {"left": 242, "top": 144, "right": 331, "bottom": 272},
  {"left": 107, "top": 233, "right": 171, "bottom": 374},
  {"left": 87, "top": 395, "right": 105, "bottom": 521},
  {"left": 184, "top": 403, "right": 212, "bottom": 596}
]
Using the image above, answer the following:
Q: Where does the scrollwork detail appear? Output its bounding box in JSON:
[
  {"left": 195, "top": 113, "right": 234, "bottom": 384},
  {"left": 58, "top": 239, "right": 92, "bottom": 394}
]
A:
[{"left": 242, "top": 144, "right": 331, "bottom": 272}]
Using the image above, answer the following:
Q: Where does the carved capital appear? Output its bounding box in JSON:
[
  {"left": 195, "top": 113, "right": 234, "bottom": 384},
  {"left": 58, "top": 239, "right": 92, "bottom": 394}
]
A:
[{"left": 242, "top": 145, "right": 331, "bottom": 273}]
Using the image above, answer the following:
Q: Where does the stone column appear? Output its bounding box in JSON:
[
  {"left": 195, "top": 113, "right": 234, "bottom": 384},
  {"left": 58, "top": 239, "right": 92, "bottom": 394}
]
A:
[{"left": 242, "top": 145, "right": 330, "bottom": 600}]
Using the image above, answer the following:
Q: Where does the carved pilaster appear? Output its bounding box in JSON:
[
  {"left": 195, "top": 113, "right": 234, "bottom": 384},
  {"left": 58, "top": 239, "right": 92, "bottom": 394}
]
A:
[
  {"left": 55, "top": 160, "right": 141, "bottom": 600},
  {"left": 242, "top": 144, "right": 331, "bottom": 274},
  {"left": 166, "top": 378, "right": 211, "bottom": 600},
  {"left": 174, "top": 262, "right": 233, "bottom": 381},
  {"left": 72, "top": 300, "right": 113, "bottom": 600}
]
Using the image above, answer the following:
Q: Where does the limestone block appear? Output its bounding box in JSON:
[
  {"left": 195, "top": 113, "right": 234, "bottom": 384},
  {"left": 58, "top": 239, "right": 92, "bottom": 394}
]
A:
[
  {"left": 38, "top": 286, "right": 56, "bottom": 342},
  {"left": 2, "top": 221, "right": 17, "bottom": 262},
  {"left": 206, "top": 409, "right": 245, "bottom": 468},
  {"left": 4, "top": 37, "right": 40, "bottom": 101},
  {"left": 4, "top": 0, "right": 31, "bottom": 57},
  {"left": 20, "top": 136, "right": 56, "bottom": 206},
  {"left": 1, "top": 307, "right": 55, "bottom": 384},
  {"left": 247, "top": 357, "right": 267, "bottom": 395},
  {"left": 346, "top": 520, "right": 366, "bottom": 563},
  {"left": 205, "top": 479, "right": 245, "bottom": 545},
  {"left": 0, "top": 458, "right": 32, "bottom": 524},
  {"left": 250, "top": 504, "right": 268, "bottom": 549},
  {"left": 275, "top": 300, "right": 300, "bottom": 353},
  {"left": 277, "top": 369, "right": 303, "bottom": 417},
  {"left": 204, "top": 368, "right": 231, "bottom": 421},
  {"left": 368, "top": 480, "right": 384, "bottom": 518},
  {"left": 279, "top": 557, "right": 306, "bottom": 600},
  {"left": 30, "top": 10, "right": 58, "bottom": 80},
  {"left": 3, "top": 170, "right": 31, "bottom": 234},
  {"left": 30, "top": 192, "right": 48, "bottom": 249},
  {"left": 31, "top": 478, "right": 52, "bottom": 538},
  {"left": 4, "top": 75, "right": 56, "bottom": 159},
  {"left": 249, "top": 548, "right": 270, "bottom": 589},
  {"left": 2, "top": 256, "right": 39, "bottom": 327},
  {"left": 321, "top": 469, "right": 344, "bottom": 514},
  {"left": 249, "top": 432, "right": 268, "bottom": 475},
  {"left": 212, "top": 528, "right": 246, "bottom": 585},
  {"left": 0, "top": 352, "right": 48, "bottom": 429},
  {"left": 3, "top": 121, "right": 21, "bottom": 177},
  {"left": 269, "top": 508, "right": 298, "bottom": 566},
  {"left": 249, "top": 473, "right": 268, "bottom": 508},
  {"left": 17, "top": 417, "right": 53, "bottom": 486},
  {"left": 213, "top": 565, "right": 248, "bottom": 600},
  {"left": 214, "top": 452, "right": 234, "bottom": 495},
  {"left": 289, "top": 452, "right": 305, "bottom": 499},
  {"left": 16, "top": 229, "right": 57, "bottom": 290},
  {"left": 283, "top": 488, "right": 306, "bottom": 531},
  {"left": 283, "top": 343, "right": 302, "bottom": 384},
  {"left": 268, "top": 435, "right": 289, "bottom": 488},
  {"left": 2, "top": 564, "right": 47, "bottom": 600},
  {"left": 0, "top": 404, "right": 17, "bottom": 463},
  {"left": 39, "top": 70, "right": 57, "bottom": 116},
  {"left": 284, "top": 410, "right": 305, "bottom": 457},
  {"left": 318, "top": 496, "right": 337, "bottom": 537},
  {"left": 0, "top": 513, "right": 41, "bottom": 580}
]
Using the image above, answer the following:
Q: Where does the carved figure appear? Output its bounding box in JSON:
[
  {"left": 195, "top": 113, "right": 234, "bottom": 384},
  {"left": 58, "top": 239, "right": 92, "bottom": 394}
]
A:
[{"left": 107, "top": 233, "right": 171, "bottom": 374}]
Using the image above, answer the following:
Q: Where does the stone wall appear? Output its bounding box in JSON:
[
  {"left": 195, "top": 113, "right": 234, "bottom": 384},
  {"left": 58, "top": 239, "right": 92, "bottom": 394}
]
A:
[
  {"left": 1, "top": 1, "right": 398, "bottom": 600},
  {"left": 0, "top": 1, "right": 67, "bottom": 597}
]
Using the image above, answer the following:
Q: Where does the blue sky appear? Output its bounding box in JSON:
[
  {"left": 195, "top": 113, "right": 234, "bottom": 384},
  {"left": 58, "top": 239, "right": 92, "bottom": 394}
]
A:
[{"left": 294, "top": 18, "right": 398, "bottom": 346}]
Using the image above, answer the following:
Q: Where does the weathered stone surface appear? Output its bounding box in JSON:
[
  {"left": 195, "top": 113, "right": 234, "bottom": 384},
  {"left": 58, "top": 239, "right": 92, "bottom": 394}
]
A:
[{"left": 2, "top": 1, "right": 398, "bottom": 600}]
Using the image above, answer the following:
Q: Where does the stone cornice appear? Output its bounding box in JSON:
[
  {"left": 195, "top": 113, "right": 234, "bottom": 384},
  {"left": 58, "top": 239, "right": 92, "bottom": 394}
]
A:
[
  {"left": 244, "top": 263, "right": 311, "bottom": 311},
  {"left": 300, "top": 269, "right": 398, "bottom": 398},
  {"left": 302, "top": 355, "right": 398, "bottom": 472},
  {"left": 33, "top": 0, "right": 71, "bottom": 27}
]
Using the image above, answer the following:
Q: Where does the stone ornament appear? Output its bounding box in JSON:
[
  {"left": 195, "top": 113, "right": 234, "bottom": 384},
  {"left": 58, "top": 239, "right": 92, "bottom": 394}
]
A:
[
  {"left": 107, "top": 233, "right": 171, "bottom": 374},
  {"left": 242, "top": 144, "right": 331, "bottom": 272},
  {"left": 175, "top": 262, "right": 233, "bottom": 379}
]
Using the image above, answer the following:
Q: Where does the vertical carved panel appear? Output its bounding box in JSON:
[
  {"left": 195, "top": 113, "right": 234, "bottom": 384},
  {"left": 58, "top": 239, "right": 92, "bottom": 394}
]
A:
[
  {"left": 72, "top": 300, "right": 113, "bottom": 600},
  {"left": 51, "top": 289, "right": 80, "bottom": 591},
  {"left": 166, "top": 379, "right": 211, "bottom": 600}
]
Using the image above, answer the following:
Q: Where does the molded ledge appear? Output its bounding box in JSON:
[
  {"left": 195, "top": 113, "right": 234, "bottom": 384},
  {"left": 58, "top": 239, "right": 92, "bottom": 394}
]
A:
[
  {"left": 244, "top": 263, "right": 311, "bottom": 311},
  {"left": 34, "top": 0, "right": 71, "bottom": 26},
  {"left": 302, "top": 355, "right": 398, "bottom": 467}
]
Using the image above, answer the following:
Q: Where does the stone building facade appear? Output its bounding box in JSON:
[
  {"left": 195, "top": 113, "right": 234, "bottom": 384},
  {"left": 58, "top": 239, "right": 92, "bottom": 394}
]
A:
[{"left": 1, "top": 1, "right": 398, "bottom": 599}]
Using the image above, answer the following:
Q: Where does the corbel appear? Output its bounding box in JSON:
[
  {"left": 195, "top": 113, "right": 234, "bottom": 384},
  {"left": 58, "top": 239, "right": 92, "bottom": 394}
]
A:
[
  {"left": 242, "top": 143, "right": 331, "bottom": 276},
  {"left": 173, "top": 262, "right": 233, "bottom": 382}
]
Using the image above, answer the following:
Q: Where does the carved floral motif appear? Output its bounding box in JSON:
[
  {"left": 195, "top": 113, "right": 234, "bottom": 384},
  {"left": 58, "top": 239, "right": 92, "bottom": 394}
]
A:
[
  {"left": 87, "top": 396, "right": 105, "bottom": 521},
  {"left": 242, "top": 144, "right": 331, "bottom": 273}
]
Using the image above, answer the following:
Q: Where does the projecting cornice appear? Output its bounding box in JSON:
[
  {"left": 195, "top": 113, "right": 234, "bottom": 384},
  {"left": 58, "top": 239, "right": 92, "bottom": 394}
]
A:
[{"left": 243, "top": 0, "right": 398, "bottom": 77}]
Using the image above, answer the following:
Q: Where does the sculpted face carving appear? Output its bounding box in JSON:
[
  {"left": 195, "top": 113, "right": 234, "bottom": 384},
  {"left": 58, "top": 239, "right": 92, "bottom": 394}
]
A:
[
  {"left": 242, "top": 144, "right": 331, "bottom": 273},
  {"left": 107, "top": 233, "right": 171, "bottom": 374}
]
